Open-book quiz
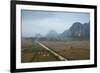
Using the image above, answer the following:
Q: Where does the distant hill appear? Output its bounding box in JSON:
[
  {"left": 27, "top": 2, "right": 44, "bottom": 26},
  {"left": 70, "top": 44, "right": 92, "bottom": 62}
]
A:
[
  {"left": 46, "top": 30, "right": 58, "bottom": 38},
  {"left": 70, "top": 22, "right": 83, "bottom": 37},
  {"left": 46, "top": 30, "right": 59, "bottom": 41},
  {"left": 35, "top": 33, "right": 42, "bottom": 38},
  {"left": 29, "top": 22, "right": 90, "bottom": 41},
  {"left": 83, "top": 22, "right": 90, "bottom": 39},
  {"left": 60, "top": 22, "right": 90, "bottom": 40}
]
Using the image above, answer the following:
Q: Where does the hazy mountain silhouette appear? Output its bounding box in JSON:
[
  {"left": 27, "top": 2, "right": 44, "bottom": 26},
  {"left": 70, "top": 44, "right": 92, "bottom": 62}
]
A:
[
  {"left": 31, "top": 22, "right": 90, "bottom": 41},
  {"left": 45, "top": 30, "right": 59, "bottom": 41},
  {"left": 35, "top": 33, "right": 42, "bottom": 38},
  {"left": 60, "top": 22, "right": 90, "bottom": 40},
  {"left": 46, "top": 30, "right": 58, "bottom": 38}
]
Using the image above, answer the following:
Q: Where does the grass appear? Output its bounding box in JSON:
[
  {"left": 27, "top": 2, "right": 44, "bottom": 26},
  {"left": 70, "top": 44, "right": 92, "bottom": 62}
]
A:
[
  {"left": 41, "top": 40, "right": 90, "bottom": 60},
  {"left": 21, "top": 39, "right": 90, "bottom": 63},
  {"left": 21, "top": 41, "right": 59, "bottom": 63}
]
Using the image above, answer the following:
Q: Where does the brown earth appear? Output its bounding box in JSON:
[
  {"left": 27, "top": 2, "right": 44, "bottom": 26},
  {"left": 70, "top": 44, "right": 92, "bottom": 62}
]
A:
[{"left": 41, "top": 41, "right": 90, "bottom": 60}]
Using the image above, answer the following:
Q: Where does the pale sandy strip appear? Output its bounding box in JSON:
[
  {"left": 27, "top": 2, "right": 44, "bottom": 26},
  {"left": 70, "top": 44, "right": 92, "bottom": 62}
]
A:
[{"left": 35, "top": 41, "right": 68, "bottom": 61}]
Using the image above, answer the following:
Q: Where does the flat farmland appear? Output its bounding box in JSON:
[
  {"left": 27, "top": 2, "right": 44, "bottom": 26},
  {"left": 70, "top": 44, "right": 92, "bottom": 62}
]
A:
[
  {"left": 41, "top": 41, "right": 90, "bottom": 60},
  {"left": 21, "top": 39, "right": 60, "bottom": 63},
  {"left": 21, "top": 39, "right": 90, "bottom": 63}
]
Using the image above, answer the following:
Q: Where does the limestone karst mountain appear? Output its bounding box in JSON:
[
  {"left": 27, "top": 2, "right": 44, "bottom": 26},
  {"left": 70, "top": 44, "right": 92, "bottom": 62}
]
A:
[{"left": 59, "top": 22, "right": 90, "bottom": 40}]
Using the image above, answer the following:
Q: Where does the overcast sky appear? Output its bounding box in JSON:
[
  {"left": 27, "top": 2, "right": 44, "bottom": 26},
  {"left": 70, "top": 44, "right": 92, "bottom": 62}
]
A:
[{"left": 21, "top": 10, "right": 90, "bottom": 37}]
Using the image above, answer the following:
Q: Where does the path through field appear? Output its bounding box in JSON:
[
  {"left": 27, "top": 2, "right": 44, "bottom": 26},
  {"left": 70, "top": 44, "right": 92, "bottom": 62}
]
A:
[
  {"left": 41, "top": 41, "right": 90, "bottom": 60},
  {"left": 21, "top": 41, "right": 65, "bottom": 63},
  {"left": 35, "top": 41, "right": 67, "bottom": 61},
  {"left": 21, "top": 40, "right": 90, "bottom": 63}
]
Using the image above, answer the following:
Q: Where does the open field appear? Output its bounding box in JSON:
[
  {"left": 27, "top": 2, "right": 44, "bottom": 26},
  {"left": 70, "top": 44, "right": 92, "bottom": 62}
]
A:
[
  {"left": 41, "top": 41, "right": 90, "bottom": 60},
  {"left": 21, "top": 39, "right": 90, "bottom": 63},
  {"left": 21, "top": 40, "right": 60, "bottom": 63}
]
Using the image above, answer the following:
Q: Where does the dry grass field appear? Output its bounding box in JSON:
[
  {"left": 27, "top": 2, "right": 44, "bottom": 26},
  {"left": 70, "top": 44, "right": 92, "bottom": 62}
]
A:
[
  {"left": 21, "top": 39, "right": 60, "bottom": 63},
  {"left": 21, "top": 39, "right": 90, "bottom": 63},
  {"left": 41, "top": 41, "right": 90, "bottom": 60},
  {"left": 21, "top": 39, "right": 33, "bottom": 49}
]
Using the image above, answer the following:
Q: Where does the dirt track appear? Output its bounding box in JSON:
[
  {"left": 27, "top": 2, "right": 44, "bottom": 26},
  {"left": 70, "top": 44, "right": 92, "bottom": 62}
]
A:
[{"left": 36, "top": 41, "right": 67, "bottom": 61}]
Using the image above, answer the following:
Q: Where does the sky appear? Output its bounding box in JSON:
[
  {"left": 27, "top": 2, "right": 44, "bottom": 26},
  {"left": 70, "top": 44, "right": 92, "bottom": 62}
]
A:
[{"left": 21, "top": 10, "right": 90, "bottom": 37}]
